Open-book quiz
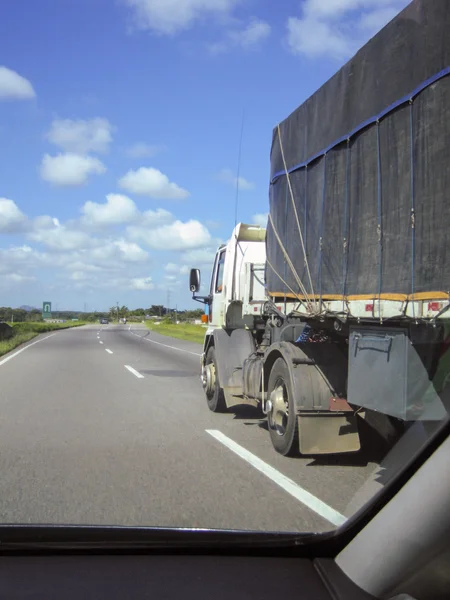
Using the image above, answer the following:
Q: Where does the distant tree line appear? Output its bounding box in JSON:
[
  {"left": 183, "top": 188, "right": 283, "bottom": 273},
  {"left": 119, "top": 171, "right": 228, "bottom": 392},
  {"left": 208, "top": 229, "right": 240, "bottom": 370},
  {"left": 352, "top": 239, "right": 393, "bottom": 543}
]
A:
[
  {"left": 0, "top": 305, "right": 204, "bottom": 323},
  {"left": 0, "top": 307, "right": 44, "bottom": 322},
  {"left": 108, "top": 305, "right": 204, "bottom": 322}
]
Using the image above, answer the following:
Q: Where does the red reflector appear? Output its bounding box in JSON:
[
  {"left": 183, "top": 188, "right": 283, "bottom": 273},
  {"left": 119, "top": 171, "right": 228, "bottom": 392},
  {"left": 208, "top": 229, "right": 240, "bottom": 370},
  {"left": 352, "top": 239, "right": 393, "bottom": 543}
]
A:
[
  {"left": 329, "top": 398, "right": 353, "bottom": 412},
  {"left": 365, "top": 303, "right": 374, "bottom": 312},
  {"left": 428, "top": 302, "right": 442, "bottom": 312},
  {"left": 254, "top": 306, "right": 258, "bottom": 312}
]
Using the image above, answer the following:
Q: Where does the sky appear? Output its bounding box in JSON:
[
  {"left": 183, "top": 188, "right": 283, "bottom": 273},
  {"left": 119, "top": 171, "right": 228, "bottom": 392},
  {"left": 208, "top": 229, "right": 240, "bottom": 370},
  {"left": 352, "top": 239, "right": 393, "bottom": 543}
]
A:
[{"left": 0, "top": 0, "right": 410, "bottom": 312}]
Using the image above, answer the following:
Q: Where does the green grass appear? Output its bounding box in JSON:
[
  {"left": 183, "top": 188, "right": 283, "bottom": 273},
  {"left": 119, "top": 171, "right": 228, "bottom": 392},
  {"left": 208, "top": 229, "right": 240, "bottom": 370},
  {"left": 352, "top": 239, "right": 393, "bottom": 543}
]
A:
[
  {"left": 10, "top": 321, "right": 87, "bottom": 333},
  {"left": 0, "top": 321, "right": 86, "bottom": 357},
  {"left": 145, "top": 320, "right": 205, "bottom": 344},
  {"left": 0, "top": 331, "right": 39, "bottom": 357}
]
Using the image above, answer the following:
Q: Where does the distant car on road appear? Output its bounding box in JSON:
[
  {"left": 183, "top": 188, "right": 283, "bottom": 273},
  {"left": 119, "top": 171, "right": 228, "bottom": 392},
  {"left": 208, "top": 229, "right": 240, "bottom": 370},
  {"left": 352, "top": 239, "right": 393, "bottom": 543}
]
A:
[{"left": 100, "top": 319, "right": 109, "bottom": 325}]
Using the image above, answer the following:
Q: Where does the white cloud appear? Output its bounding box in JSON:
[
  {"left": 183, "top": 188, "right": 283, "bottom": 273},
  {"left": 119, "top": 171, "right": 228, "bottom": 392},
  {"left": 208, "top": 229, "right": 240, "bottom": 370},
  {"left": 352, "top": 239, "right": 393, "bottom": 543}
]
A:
[
  {"left": 81, "top": 194, "right": 139, "bottom": 227},
  {"left": 210, "top": 18, "right": 271, "bottom": 53},
  {"left": 118, "top": 166, "right": 189, "bottom": 199},
  {"left": 231, "top": 19, "right": 270, "bottom": 48},
  {"left": 216, "top": 168, "right": 254, "bottom": 190},
  {"left": 251, "top": 213, "right": 268, "bottom": 228},
  {"left": 130, "top": 276, "right": 154, "bottom": 290},
  {"left": 0, "top": 66, "right": 35, "bottom": 100},
  {"left": 0, "top": 198, "right": 28, "bottom": 233},
  {"left": 128, "top": 219, "right": 211, "bottom": 250},
  {"left": 46, "top": 118, "right": 114, "bottom": 154},
  {"left": 126, "top": 142, "right": 165, "bottom": 158},
  {"left": 124, "top": 0, "right": 241, "bottom": 35},
  {"left": 141, "top": 207, "right": 174, "bottom": 227},
  {"left": 40, "top": 153, "right": 106, "bottom": 187},
  {"left": 165, "top": 262, "right": 189, "bottom": 275},
  {"left": 286, "top": 0, "right": 409, "bottom": 60},
  {"left": 181, "top": 247, "right": 216, "bottom": 266},
  {"left": 0, "top": 273, "right": 36, "bottom": 289},
  {"left": 113, "top": 239, "right": 149, "bottom": 262},
  {"left": 85, "top": 238, "right": 150, "bottom": 264},
  {"left": 30, "top": 219, "right": 93, "bottom": 251}
]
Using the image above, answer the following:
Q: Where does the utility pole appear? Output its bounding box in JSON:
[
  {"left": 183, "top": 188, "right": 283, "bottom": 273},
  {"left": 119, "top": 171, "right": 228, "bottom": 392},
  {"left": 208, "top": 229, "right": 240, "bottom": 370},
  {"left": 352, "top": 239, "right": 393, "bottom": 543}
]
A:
[
  {"left": 167, "top": 290, "right": 171, "bottom": 318},
  {"left": 117, "top": 301, "right": 119, "bottom": 322}
]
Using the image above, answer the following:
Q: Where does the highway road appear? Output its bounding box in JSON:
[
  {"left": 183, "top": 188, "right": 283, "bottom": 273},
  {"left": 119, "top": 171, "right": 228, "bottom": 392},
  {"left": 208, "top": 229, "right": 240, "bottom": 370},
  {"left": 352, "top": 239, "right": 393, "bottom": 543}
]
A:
[{"left": 0, "top": 324, "right": 387, "bottom": 532}]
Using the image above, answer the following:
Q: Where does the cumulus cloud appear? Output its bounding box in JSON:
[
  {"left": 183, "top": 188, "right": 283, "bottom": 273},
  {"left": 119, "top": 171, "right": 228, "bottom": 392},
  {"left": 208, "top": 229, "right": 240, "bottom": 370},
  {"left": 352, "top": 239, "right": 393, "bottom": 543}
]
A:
[
  {"left": 81, "top": 194, "right": 139, "bottom": 227},
  {"left": 0, "top": 66, "right": 35, "bottom": 100},
  {"left": 0, "top": 198, "right": 29, "bottom": 233},
  {"left": 113, "top": 239, "right": 149, "bottom": 262},
  {"left": 128, "top": 219, "right": 211, "bottom": 251},
  {"left": 29, "top": 219, "right": 93, "bottom": 251},
  {"left": 118, "top": 166, "right": 189, "bottom": 199},
  {"left": 286, "top": 0, "right": 409, "bottom": 60},
  {"left": 181, "top": 247, "right": 217, "bottom": 266},
  {"left": 165, "top": 262, "right": 189, "bottom": 275},
  {"left": 141, "top": 207, "right": 174, "bottom": 227},
  {"left": 40, "top": 153, "right": 106, "bottom": 187},
  {"left": 130, "top": 276, "right": 154, "bottom": 290},
  {"left": 209, "top": 18, "right": 271, "bottom": 54},
  {"left": 251, "top": 213, "right": 268, "bottom": 227},
  {"left": 216, "top": 168, "right": 254, "bottom": 190},
  {"left": 126, "top": 142, "right": 165, "bottom": 158},
  {"left": 1, "top": 198, "right": 216, "bottom": 298},
  {"left": 124, "top": 0, "right": 241, "bottom": 35},
  {"left": 46, "top": 118, "right": 114, "bottom": 154}
]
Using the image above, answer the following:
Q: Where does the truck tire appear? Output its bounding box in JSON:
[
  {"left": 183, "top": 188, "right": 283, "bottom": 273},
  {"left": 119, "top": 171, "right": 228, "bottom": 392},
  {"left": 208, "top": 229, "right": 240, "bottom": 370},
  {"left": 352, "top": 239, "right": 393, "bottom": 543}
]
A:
[
  {"left": 204, "top": 347, "right": 227, "bottom": 413},
  {"left": 267, "top": 357, "right": 299, "bottom": 456}
]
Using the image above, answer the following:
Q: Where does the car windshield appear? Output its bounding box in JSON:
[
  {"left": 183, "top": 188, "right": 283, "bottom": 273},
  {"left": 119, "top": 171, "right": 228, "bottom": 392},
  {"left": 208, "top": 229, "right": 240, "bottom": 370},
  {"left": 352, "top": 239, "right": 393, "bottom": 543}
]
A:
[{"left": 0, "top": 0, "right": 449, "bottom": 535}]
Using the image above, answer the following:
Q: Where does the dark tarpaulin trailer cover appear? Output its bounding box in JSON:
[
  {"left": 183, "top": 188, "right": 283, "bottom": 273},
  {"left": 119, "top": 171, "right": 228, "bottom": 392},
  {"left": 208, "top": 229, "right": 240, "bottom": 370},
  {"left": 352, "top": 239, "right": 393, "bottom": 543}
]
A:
[{"left": 266, "top": 0, "right": 450, "bottom": 303}]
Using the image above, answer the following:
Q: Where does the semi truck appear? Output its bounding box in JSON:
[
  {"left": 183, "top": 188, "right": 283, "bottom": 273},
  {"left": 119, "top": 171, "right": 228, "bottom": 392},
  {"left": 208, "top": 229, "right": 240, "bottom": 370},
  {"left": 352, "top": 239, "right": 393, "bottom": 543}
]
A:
[{"left": 189, "top": 0, "right": 450, "bottom": 456}]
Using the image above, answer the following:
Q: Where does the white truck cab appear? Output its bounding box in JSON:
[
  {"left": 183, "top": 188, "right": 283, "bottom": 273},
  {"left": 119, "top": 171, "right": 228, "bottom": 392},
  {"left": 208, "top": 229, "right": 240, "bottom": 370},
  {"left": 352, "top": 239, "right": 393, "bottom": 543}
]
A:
[{"left": 205, "top": 223, "right": 266, "bottom": 330}]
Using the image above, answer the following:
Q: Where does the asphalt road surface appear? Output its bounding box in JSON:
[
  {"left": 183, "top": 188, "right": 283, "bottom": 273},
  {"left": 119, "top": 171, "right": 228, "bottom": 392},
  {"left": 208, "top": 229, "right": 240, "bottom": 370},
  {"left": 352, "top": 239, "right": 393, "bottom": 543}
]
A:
[{"left": 0, "top": 324, "right": 389, "bottom": 532}]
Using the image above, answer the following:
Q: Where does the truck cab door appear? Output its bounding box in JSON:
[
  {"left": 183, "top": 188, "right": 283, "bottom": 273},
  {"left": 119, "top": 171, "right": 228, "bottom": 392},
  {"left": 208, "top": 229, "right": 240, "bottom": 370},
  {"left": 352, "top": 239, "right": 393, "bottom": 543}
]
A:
[{"left": 209, "top": 248, "right": 226, "bottom": 328}]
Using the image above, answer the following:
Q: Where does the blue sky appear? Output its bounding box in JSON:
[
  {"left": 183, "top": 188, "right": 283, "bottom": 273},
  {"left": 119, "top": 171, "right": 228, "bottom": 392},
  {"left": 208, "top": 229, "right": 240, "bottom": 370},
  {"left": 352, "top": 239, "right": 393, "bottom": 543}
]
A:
[{"left": 0, "top": 0, "right": 409, "bottom": 311}]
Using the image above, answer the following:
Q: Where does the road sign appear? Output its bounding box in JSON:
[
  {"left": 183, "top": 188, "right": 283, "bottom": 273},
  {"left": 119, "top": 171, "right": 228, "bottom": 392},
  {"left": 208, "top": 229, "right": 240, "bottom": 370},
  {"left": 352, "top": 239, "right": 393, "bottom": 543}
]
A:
[{"left": 42, "top": 301, "right": 52, "bottom": 319}]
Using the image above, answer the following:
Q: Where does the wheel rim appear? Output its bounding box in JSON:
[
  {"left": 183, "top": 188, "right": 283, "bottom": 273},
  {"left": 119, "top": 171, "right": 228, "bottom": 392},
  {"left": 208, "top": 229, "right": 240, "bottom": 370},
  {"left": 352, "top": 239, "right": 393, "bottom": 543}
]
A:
[
  {"left": 202, "top": 362, "right": 216, "bottom": 399},
  {"left": 269, "top": 377, "right": 289, "bottom": 436}
]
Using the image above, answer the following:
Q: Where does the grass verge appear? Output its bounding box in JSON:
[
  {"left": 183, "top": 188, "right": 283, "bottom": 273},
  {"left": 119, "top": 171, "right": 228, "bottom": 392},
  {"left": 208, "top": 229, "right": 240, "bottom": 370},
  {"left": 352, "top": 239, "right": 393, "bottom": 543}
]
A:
[
  {"left": 0, "top": 331, "right": 39, "bottom": 357},
  {"left": 0, "top": 321, "right": 86, "bottom": 357},
  {"left": 145, "top": 321, "right": 205, "bottom": 344}
]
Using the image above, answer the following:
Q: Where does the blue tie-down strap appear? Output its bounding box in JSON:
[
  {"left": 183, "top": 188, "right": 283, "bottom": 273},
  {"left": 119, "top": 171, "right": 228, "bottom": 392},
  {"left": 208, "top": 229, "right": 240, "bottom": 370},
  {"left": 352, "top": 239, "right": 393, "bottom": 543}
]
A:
[{"left": 296, "top": 324, "right": 311, "bottom": 343}]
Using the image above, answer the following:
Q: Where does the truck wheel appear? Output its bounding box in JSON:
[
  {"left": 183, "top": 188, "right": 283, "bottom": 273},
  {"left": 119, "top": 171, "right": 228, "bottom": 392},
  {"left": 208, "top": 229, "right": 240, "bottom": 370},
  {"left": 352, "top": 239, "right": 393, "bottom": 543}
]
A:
[
  {"left": 203, "top": 347, "right": 226, "bottom": 413},
  {"left": 267, "top": 358, "right": 299, "bottom": 456}
]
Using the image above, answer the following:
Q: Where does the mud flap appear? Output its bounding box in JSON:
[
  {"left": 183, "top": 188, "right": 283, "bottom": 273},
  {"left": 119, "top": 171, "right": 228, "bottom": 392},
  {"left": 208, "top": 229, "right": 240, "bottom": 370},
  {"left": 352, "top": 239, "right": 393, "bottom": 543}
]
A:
[{"left": 298, "top": 413, "right": 360, "bottom": 455}]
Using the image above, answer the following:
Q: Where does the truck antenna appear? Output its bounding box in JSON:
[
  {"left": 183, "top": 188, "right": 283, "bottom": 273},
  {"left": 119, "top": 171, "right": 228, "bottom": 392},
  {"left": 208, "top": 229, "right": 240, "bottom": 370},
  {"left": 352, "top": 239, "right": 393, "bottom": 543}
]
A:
[
  {"left": 231, "top": 109, "right": 245, "bottom": 303},
  {"left": 234, "top": 108, "right": 245, "bottom": 231}
]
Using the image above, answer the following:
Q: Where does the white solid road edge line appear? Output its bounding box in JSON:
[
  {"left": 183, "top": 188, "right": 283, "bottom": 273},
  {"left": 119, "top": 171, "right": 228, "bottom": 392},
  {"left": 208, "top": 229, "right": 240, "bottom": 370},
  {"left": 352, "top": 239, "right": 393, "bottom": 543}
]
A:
[
  {"left": 105, "top": 349, "right": 113, "bottom": 354},
  {"left": 124, "top": 365, "right": 144, "bottom": 379},
  {"left": 206, "top": 430, "right": 347, "bottom": 528},
  {"left": 130, "top": 331, "right": 201, "bottom": 357},
  {"left": 0, "top": 333, "right": 58, "bottom": 368}
]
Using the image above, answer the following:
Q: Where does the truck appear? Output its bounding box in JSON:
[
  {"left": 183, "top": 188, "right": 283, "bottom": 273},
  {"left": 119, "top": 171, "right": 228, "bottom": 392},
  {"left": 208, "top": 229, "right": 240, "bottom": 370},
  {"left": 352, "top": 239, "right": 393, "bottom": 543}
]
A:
[{"left": 189, "top": 0, "right": 450, "bottom": 456}]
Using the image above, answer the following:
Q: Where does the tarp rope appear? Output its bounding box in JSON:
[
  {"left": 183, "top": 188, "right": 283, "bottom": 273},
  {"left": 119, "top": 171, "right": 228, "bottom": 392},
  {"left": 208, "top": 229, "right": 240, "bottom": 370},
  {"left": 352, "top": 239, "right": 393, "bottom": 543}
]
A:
[
  {"left": 276, "top": 123, "right": 318, "bottom": 312},
  {"left": 266, "top": 256, "right": 309, "bottom": 311},
  {"left": 342, "top": 140, "right": 350, "bottom": 311},
  {"left": 267, "top": 211, "right": 316, "bottom": 312},
  {"left": 319, "top": 153, "right": 327, "bottom": 308},
  {"left": 376, "top": 121, "right": 383, "bottom": 319},
  {"left": 409, "top": 99, "right": 416, "bottom": 319}
]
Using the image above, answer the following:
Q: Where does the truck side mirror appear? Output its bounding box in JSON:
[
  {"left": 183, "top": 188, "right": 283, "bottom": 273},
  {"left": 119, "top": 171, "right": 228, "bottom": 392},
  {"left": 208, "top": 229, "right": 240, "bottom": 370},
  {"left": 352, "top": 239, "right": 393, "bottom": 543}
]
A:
[{"left": 189, "top": 268, "right": 201, "bottom": 293}]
